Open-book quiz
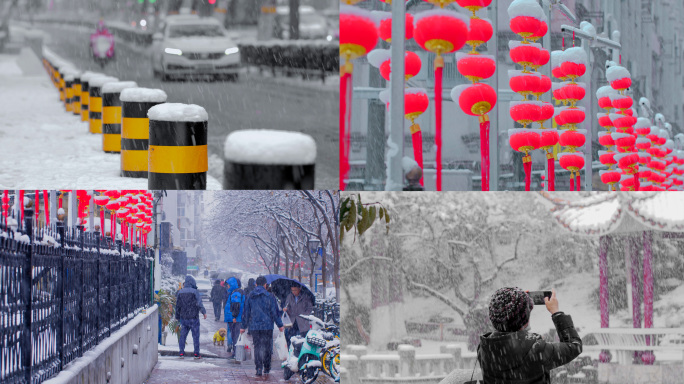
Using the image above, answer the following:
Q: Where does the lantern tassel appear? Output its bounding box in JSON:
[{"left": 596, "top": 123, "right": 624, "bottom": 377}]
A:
[
  {"left": 479, "top": 115, "right": 490, "bottom": 191},
  {"left": 43, "top": 190, "right": 49, "bottom": 227},
  {"left": 340, "top": 70, "right": 352, "bottom": 190},
  {"left": 19, "top": 190, "right": 24, "bottom": 225},
  {"left": 576, "top": 173, "right": 581, "bottom": 191},
  {"left": 569, "top": 170, "right": 575, "bottom": 191},
  {"left": 523, "top": 155, "right": 532, "bottom": 191},
  {"left": 100, "top": 208, "right": 105, "bottom": 238},
  {"left": 634, "top": 174, "right": 639, "bottom": 191},
  {"left": 35, "top": 190, "right": 40, "bottom": 227},
  {"left": 410, "top": 123, "right": 424, "bottom": 187},
  {"left": 435, "top": 56, "right": 444, "bottom": 191},
  {"left": 546, "top": 153, "right": 555, "bottom": 191}
]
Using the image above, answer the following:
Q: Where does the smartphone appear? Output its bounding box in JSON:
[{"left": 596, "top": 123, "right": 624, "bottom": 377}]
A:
[{"left": 527, "top": 291, "right": 552, "bottom": 305}]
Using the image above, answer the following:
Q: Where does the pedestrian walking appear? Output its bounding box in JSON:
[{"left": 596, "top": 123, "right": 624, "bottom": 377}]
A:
[
  {"left": 244, "top": 278, "right": 256, "bottom": 297},
  {"left": 224, "top": 276, "right": 245, "bottom": 358},
  {"left": 210, "top": 279, "right": 224, "bottom": 321},
  {"left": 175, "top": 275, "right": 207, "bottom": 359},
  {"left": 443, "top": 288, "right": 581, "bottom": 384},
  {"left": 283, "top": 284, "right": 313, "bottom": 348},
  {"left": 241, "top": 276, "right": 284, "bottom": 377}
]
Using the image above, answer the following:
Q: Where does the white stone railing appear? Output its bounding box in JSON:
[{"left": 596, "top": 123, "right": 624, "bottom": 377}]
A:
[
  {"left": 582, "top": 328, "right": 684, "bottom": 365},
  {"left": 341, "top": 344, "right": 477, "bottom": 384}
]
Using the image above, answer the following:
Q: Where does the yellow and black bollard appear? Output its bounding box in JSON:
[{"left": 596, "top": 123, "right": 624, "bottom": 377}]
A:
[
  {"left": 102, "top": 81, "right": 138, "bottom": 153},
  {"left": 79, "top": 72, "right": 102, "bottom": 123},
  {"left": 147, "top": 103, "right": 208, "bottom": 190},
  {"left": 88, "top": 76, "right": 118, "bottom": 134},
  {"left": 71, "top": 74, "right": 82, "bottom": 116},
  {"left": 64, "top": 74, "right": 74, "bottom": 112},
  {"left": 120, "top": 88, "right": 167, "bottom": 178}
]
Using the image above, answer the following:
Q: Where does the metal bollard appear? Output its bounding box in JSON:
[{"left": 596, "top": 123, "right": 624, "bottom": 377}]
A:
[
  {"left": 88, "top": 76, "right": 119, "bottom": 134},
  {"left": 102, "top": 81, "right": 138, "bottom": 153},
  {"left": 79, "top": 72, "right": 102, "bottom": 123},
  {"left": 147, "top": 103, "right": 208, "bottom": 190},
  {"left": 223, "top": 129, "right": 316, "bottom": 189},
  {"left": 119, "top": 88, "right": 167, "bottom": 178}
]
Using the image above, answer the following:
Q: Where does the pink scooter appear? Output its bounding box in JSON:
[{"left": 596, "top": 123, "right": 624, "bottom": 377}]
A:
[{"left": 90, "top": 21, "right": 115, "bottom": 68}]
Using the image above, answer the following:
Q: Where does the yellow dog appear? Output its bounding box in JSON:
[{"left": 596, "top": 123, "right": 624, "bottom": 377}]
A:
[{"left": 213, "top": 328, "right": 227, "bottom": 346}]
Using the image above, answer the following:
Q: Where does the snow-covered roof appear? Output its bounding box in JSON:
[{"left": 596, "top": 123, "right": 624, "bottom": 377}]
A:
[{"left": 539, "top": 192, "right": 684, "bottom": 235}]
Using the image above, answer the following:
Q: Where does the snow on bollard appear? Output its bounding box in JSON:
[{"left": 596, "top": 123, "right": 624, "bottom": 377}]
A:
[
  {"left": 64, "top": 73, "right": 75, "bottom": 113},
  {"left": 102, "top": 81, "right": 138, "bottom": 153},
  {"left": 88, "top": 76, "right": 119, "bottom": 134},
  {"left": 222, "top": 129, "right": 316, "bottom": 189},
  {"left": 79, "top": 72, "right": 103, "bottom": 123},
  {"left": 147, "top": 103, "right": 208, "bottom": 190},
  {"left": 119, "top": 88, "right": 168, "bottom": 178}
]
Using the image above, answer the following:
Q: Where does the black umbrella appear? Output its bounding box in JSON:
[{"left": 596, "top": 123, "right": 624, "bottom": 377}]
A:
[{"left": 263, "top": 274, "right": 315, "bottom": 306}]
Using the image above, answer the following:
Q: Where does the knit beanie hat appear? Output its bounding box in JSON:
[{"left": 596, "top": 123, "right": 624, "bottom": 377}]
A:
[{"left": 488, "top": 287, "right": 533, "bottom": 332}]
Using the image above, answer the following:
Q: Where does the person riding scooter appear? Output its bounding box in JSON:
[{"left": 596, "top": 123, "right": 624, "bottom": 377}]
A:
[{"left": 90, "top": 20, "right": 115, "bottom": 68}]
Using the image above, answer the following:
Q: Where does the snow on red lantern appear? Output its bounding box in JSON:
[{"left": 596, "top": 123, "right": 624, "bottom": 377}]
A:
[
  {"left": 509, "top": 128, "right": 540, "bottom": 191},
  {"left": 560, "top": 82, "right": 586, "bottom": 108},
  {"left": 509, "top": 41, "right": 541, "bottom": 73},
  {"left": 606, "top": 65, "right": 632, "bottom": 91},
  {"left": 637, "top": 152, "right": 652, "bottom": 166},
  {"left": 600, "top": 170, "right": 622, "bottom": 190},
  {"left": 599, "top": 133, "right": 616, "bottom": 149},
  {"left": 559, "top": 47, "right": 587, "bottom": 83},
  {"left": 510, "top": 101, "right": 542, "bottom": 128},
  {"left": 465, "top": 18, "right": 493, "bottom": 54},
  {"left": 368, "top": 49, "right": 422, "bottom": 81},
  {"left": 599, "top": 150, "right": 617, "bottom": 169},
  {"left": 456, "top": 53, "right": 495, "bottom": 83},
  {"left": 557, "top": 107, "right": 585, "bottom": 130},
  {"left": 508, "top": 0, "right": 545, "bottom": 44},
  {"left": 374, "top": 11, "right": 413, "bottom": 43},
  {"left": 596, "top": 86, "right": 617, "bottom": 111},
  {"left": 610, "top": 113, "right": 636, "bottom": 133},
  {"left": 551, "top": 51, "right": 567, "bottom": 81},
  {"left": 455, "top": 0, "right": 493, "bottom": 17},
  {"left": 104, "top": 190, "right": 120, "bottom": 199},
  {"left": 414, "top": 8, "right": 469, "bottom": 191},
  {"left": 405, "top": 88, "right": 430, "bottom": 186},
  {"left": 649, "top": 159, "right": 667, "bottom": 172},
  {"left": 452, "top": 83, "right": 497, "bottom": 191},
  {"left": 615, "top": 153, "right": 639, "bottom": 175},
  {"left": 559, "top": 129, "right": 586, "bottom": 151},
  {"left": 340, "top": 5, "right": 378, "bottom": 190},
  {"left": 634, "top": 119, "right": 650, "bottom": 137},
  {"left": 636, "top": 138, "right": 652, "bottom": 151},
  {"left": 558, "top": 152, "right": 585, "bottom": 190},
  {"left": 597, "top": 113, "right": 614, "bottom": 131},
  {"left": 531, "top": 75, "right": 551, "bottom": 101},
  {"left": 509, "top": 70, "right": 541, "bottom": 98}
]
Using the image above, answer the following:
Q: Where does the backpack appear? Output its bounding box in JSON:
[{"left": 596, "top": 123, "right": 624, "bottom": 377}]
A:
[{"left": 230, "top": 289, "right": 244, "bottom": 318}]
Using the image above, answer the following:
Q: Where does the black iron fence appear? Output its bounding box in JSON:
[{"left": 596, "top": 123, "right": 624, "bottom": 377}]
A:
[
  {"left": 239, "top": 41, "right": 339, "bottom": 83},
  {"left": 0, "top": 208, "right": 154, "bottom": 384}
]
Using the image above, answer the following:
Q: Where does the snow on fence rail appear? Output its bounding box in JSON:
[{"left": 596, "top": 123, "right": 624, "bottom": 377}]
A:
[
  {"left": 582, "top": 328, "right": 684, "bottom": 365},
  {"left": 0, "top": 212, "right": 154, "bottom": 384},
  {"left": 341, "top": 344, "right": 476, "bottom": 384}
]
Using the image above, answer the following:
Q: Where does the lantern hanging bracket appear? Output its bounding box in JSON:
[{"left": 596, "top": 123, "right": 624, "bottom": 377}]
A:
[
  {"left": 547, "top": 0, "right": 578, "bottom": 25},
  {"left": 560, "top": 25, "right": 622, "bottom": 51}
]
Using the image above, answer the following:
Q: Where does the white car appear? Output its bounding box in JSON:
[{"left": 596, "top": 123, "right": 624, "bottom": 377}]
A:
[{"left": 152, "top": 15, "right": 240, "bottom": 81}]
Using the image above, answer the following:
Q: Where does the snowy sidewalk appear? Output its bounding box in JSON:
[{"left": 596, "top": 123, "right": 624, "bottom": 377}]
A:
[{"left": 0, "top": 47, "right": 221, "bottom": 189}]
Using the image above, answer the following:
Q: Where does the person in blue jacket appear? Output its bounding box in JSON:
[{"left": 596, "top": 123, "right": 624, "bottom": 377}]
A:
[
  {"left": 224, "top": 276, "right": 244, "bottom": 358},
  {"left": 175, "top": 275, "right": 207, "bottom": 359},
  {"left": 241, "top": 276, "right": 284, "bottom": 377}
]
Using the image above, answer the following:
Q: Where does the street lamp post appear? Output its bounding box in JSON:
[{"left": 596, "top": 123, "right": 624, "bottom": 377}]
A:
[{"left": 307, "top": 238, "right": 320, "bottom": 291}]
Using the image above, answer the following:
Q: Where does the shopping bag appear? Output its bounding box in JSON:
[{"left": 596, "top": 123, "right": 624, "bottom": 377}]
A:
[
  {"left": 282, "top": 312, "right": 293, "bottom": 328},
  {"left": 274, "top": 331, "right": 289, "bottom": 361},
  {"left": 235, "top": 333, "right": 247, "bottom": 362}
]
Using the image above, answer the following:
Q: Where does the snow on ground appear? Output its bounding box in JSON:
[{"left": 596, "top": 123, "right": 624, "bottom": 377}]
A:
[{"left": 0, "top": 48, "right": 221, "bottom": 189}]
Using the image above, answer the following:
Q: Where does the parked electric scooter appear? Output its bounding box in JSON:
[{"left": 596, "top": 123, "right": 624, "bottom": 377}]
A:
[
  {"left": 282, "top": 314, "right": 334, "bottom": 384},
  {"left": 90, "top": 21, "right": 115, "bottom": 68}
]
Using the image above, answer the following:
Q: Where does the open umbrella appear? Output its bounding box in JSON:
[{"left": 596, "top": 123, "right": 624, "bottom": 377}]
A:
[{"left": 263, "top": 274, "right": 315, "bottom": 306}]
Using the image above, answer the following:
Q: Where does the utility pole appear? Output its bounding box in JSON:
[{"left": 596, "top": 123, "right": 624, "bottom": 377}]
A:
[{"left": 288, "top": 0, "right": 299, "bottom": 40}]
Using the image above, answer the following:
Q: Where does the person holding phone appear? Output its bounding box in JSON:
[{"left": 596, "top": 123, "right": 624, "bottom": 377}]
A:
[{"left": 474, "top": 287, "right": 582, "bottom": 384}]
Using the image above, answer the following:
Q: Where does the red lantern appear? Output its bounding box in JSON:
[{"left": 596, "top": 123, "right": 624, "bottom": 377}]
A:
[
  {"left": 599, "top": 150, "right": 617, "bottom": 168},
  {"left": 509, "top": 41, "right": 541, "bottom": 73},
  {"left": 635, "top": 138, "right": 651, "bottom": 151},
  {"left": 637, "top": 152, "right": 652, "bottom": 165},
  {"left": 560, "top": 129, "right": 586, "bottom": 151},
  {"left": 509, "top": 70, "right": 541, "bottom": 98},
  {"left": 606, "top": 66, "right": 632, "bottom": 91},
  {"left": 537, "top": 102, "right": 554, "bottom": 129},
  {"left": 600, "top": 170, "right": 622, "bottom": 190},
  {"left": 612, "top": 132, "right": 636, "bottom": 152},
  {"left": 510, "top": 101, "right": 542, "bottom": 128},
  {"left": 597, "top": 113, "right": 614, "bottom": 130},
  {"left": 560, "top": 83, "right": 586, "bottom": 107},
  {"left": 376, "top": 11, "right": 413, "bottom": 43},
  {"left": 465, "top": 18, "right": 493, "bottom": 53},
  {"left": 530, "top": 48, "right": 550, "bottom": 71},
  {"left": 457, "top": 53, "right": 495, "bottom": 83},
  {"left": 551, "top": 51, "right": 567, "bottom": 81},
  {"left": 610, "top": 113, "right": 637, "bottom": 132},
  {"left": 405, "top": 88, "right": 430, "bottom": 186},
  {"left": 559, "top": 47, "right": 587, "bottom": 82},
  {"left": 456, "top": 0, "right": 493, "bottom": 17},
  {"left": 557, "top": 107, "right": 585, "bottom": 130},
  {"left": 559, "top": 152, "right": 585, "bottom": 191},
  {"left": 596, "top": 86, "right": 617, "bottom": 111},
  {"left": 531, "top": 75, "right": 551, "bottom": 101},
  {"left": 509, "top": 128, "right": 540, "bottom": 191},
  {"left": 415, "top": 9, "right": 469, "bottom": 191},
  {"left": 610, "top": 94, "right": 633, "bottom": 110},
  {"left": 369, "top": 50, "right": 422, "bottom": 82},
  {"left": 615, "top": 153, "right": 639, "bottom": 175},
  {"left": 530, "top": 21, "right": 548, "bottom": 43}
]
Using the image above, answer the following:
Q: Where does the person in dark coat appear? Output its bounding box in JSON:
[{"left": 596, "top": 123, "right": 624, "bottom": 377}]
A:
[
  {"left": 210, "top": 280, "right": 225, "bottom": 321},
  {"left": 283, "top": 284, "right": 314, "bottom": 347},
  {"left": 175, "top": 275, "right": 207, "bottom": 358},
  {"left": 477, "top": 287, "right": 582, "bottom": 384},
  {"left": 224, "top": 276, "right": 245, "bottom": 358},
  {"left": 241, "top": 276, "right": 284, "bottom": 377},
  {"left": 244, "top": 278, "right": 256, "bottom": 297}
]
